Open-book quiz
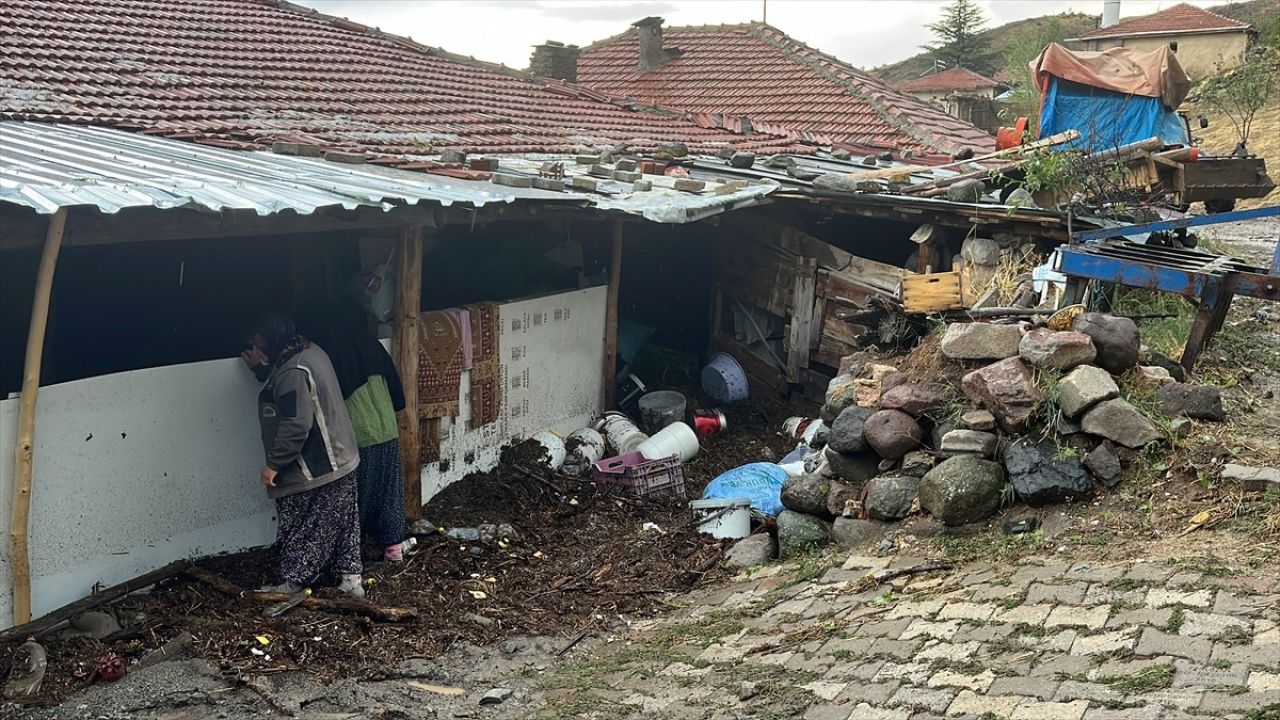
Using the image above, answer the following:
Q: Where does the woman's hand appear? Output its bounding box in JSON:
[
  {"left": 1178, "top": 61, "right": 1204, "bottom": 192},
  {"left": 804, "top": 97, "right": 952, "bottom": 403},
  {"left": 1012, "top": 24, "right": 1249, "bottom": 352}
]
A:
[
  {"left": 261, "top": 467, "right": 278, "bottom": 487},
  {"left": 241, "top": 346, "right": 268, "bottom": 370}
]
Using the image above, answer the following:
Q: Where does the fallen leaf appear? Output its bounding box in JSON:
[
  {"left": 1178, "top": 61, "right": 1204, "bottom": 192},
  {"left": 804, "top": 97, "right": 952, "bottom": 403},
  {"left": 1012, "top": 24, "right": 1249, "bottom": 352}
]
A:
[{"left": 407, "top": 682, "right": 466, "bottom": 696}]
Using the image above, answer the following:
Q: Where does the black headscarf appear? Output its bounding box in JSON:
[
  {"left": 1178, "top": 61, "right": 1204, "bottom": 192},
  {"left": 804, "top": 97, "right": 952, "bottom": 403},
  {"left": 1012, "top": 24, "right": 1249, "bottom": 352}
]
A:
[
  {"left": 253, "top": 311, "right": 307, "bottom": 362},
  {"left": 294, "top": 301, "right": 405, "bottom": 411}
]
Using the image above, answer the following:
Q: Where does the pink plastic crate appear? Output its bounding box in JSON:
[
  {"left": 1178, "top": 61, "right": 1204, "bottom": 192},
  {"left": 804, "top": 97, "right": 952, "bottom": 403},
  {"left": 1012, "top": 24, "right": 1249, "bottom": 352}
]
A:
[{"left": 592, "top": 452, "right": 686, "bottom": 498}]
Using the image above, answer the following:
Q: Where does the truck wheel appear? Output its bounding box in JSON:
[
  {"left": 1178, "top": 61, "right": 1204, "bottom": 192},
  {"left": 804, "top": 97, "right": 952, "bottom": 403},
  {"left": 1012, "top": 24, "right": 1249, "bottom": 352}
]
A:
[{"left": 1204, "top": 198, "right": 1236, "bottom": 214}]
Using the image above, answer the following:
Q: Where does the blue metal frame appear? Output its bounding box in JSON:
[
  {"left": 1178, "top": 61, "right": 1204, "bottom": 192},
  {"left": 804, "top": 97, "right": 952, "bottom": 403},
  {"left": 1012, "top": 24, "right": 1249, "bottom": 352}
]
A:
[
  {"left": 1071, "top": 205, "right": 1280, "bottom": 244},
  {"left": 1056, "top": 205, "right": 1280, "bottom": 370}
]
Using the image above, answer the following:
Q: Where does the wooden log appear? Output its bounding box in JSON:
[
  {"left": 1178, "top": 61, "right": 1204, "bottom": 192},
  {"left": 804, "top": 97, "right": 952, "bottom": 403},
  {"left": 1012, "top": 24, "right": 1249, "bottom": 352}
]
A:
[
  {"left": 9, "top": 208, "right": 68, "bottom": 626},
  {"left": 786, "top": 258, "right": 817, "bottom": 383},
  {"left": 0, "top": 559, "right": 189, "bottom": 645},
  {"left": 184, "top": 566, "right": 418, "bottom": 623},
  {"left": 825, "top": 130, "right": 1082, "bottom": 184},
  {"left": 604, "top": 220, "right": 623, "bottom": 408},
  {"left": 394, "top": 225, "right": 424, "bottom": 520}
]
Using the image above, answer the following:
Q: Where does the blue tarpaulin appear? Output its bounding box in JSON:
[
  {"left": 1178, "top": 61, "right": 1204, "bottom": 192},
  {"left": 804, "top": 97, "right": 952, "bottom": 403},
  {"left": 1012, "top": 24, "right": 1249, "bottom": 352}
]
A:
[{"left": 1039, "top": 78, "right": 1188, "bottom": 152}]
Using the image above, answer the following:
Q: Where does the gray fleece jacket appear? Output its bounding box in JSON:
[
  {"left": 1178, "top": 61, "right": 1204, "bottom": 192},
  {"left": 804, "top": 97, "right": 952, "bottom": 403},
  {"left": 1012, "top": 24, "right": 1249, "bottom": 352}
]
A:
[{"left": 258, "top": 345, "right": 360, "bottom": 500}]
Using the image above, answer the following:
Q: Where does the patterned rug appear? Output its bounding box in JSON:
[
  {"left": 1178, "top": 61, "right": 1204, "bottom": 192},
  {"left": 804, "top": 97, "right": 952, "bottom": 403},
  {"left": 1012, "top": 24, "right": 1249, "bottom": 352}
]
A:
[
  {"left": 418, "top": 310, "right": 464, "bottom": 420},
  {"left": 466, "top": 302, "right": 501, "bottom": 429}
]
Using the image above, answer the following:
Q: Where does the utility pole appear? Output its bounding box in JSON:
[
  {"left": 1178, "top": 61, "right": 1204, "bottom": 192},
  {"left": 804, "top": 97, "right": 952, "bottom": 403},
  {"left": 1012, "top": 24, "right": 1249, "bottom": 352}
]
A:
[{"left": 762, "top": 0, "right": 767, "bottom": 23}]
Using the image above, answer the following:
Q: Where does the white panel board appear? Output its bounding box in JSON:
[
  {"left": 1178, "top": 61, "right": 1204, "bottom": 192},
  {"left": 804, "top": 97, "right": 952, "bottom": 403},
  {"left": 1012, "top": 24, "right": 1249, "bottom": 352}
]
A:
[
  {"left": 0, "top": 286, "right": 605, "bottom": 628},
  {"left": 420, "top": 286, "right": 606, "bottom": 501},
  {"left": 0, "top": 357, "right": 276, "bottom": 627}
]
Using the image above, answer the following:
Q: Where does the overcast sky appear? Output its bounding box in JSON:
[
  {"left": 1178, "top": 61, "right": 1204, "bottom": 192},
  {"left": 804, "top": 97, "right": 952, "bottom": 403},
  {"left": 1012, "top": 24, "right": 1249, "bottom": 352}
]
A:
[{"left": 299, "top": 0, "right": 1224, "bottom": 70}]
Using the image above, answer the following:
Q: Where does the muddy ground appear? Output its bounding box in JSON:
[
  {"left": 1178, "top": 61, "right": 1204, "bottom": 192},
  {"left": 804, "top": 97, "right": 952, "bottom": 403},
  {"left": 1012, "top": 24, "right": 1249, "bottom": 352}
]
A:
[{"left": 3, "top": 218, "right": 1277, "bottom": 719}]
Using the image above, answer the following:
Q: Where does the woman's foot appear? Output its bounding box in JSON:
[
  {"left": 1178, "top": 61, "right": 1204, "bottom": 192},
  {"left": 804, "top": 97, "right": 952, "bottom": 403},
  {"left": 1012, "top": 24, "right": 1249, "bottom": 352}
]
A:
[
  {"left": 338, "top": 574, "right": 366, "bottom": 598},
  {"left": 383, "top": 543, "right": 404, "bottom": 563},
  {"left": 260, "top": 580, "right": 304, "bottom": 594}
]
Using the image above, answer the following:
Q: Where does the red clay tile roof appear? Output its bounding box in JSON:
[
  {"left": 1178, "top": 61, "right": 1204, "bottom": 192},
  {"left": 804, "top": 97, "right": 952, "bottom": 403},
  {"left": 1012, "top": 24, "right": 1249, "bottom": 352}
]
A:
[
  {"left": 896, "top": 67, "right": 1003, "bottom": 94},
  {"left": 1074, "top": 3, "right": 1251, "bottom": 40},
  {"left": 0, "top": 0, "right": 808, "bottom": 156},
  {"left": 577, "top": 22, "right": 995, "bottom": 156}
]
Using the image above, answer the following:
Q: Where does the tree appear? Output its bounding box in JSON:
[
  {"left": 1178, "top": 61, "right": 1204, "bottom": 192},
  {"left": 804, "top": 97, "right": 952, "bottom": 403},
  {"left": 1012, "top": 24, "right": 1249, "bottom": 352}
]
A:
[
  {"left": 1198, "top": 48, "right": 1280, "bottom": 149},
  {"left": 999, "top": 18, "right": 1071, "bottom": 126},
  {"left": 922, "top": 0, "right": 992, "bottom": 73}
]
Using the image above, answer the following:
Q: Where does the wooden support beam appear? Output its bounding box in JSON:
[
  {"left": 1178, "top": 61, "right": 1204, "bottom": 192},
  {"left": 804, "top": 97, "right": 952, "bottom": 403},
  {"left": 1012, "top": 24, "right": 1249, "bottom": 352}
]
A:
[
  {"left": 9, "top": 208, "right": 67, "bottom": 626},
  {"left": 393, "top": 225, "right": 424, "bottom": 520},
  {"left": 0, "top": 559, "right": 190, "bottom": 645},
  {"left": 787, "top": 258, "right": 818, "bottom": 383},
  {"left": 604, "top": 220, "right": 623, "bottom": 409}
]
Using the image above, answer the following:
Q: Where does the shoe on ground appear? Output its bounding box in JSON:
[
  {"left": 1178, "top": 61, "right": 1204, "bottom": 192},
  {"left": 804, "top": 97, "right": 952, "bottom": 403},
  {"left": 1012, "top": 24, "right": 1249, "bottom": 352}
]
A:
[{"left": 338, "top": 574, "right": 366, "bottom": 598}]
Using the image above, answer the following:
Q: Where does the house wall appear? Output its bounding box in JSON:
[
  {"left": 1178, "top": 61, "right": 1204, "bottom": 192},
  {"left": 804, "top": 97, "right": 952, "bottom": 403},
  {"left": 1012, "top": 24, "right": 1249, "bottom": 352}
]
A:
[
  {"left": 0, "top": 287, "right": 604, "bottom": 628},
  {"left": 418, "top": 286, "right": 606, "bottom": 500},
  {"left": 1084, "top": 31, "right": 1250, "bottom": 80}
]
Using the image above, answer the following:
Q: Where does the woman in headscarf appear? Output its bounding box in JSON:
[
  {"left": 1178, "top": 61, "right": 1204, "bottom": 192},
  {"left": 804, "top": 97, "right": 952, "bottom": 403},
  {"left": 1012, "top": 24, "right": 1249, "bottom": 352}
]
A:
[
  {"left": 295, "top": 301, "right": 408, "bottom": 562},
  {"left": 242, "top": 312, "right": 365, "bottom": 596}
]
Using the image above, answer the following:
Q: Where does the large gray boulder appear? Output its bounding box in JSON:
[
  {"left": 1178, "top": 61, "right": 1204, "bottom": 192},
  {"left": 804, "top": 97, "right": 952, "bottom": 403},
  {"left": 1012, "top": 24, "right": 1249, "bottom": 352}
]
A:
[
  {"left": 1002, "top": 438, "right": 1093, "bottom": 506},
  {"left": 780, "top": 474, "right": 832, "bottom": 517},
  {"left": 1059, "top": 364, "right": 1120, "bottom": 417},
  {"left": 725, "top": 533, "right": 776, "bottom": 569},
  {"left": 1084, "top": 441, "right": 1123, "bottom": 488},
  {"left": 879, "top": 383, "right": 950, "bottom": 418},
  {"left": 940, "top": 429, "right": 998, "bottom": 457},
  {"left": 864, "top": 476, "right": 921, "bottom": 520},
  {"left": 832, "top": 517, "right": 889, "bottom": 550},
  {"left": 1141, "top": 349, "right": 1187, "bottom": 383},
  {"left": 1018, "top": 329, "right": 1096, "bottom": 371},
  {"left": 959, "top": 410, "right": 996, "bottom": 431},
  {"left": 947, "top": 178, "right": 987, "bottom": 203},
  {"left": 920, "top": 456, "right": 1006, "bottom": 526},
  {"left": 941, "top": 323, "right": 1023, "bottom": 361},
  {"left": 822, "top": 374, "right": 859, "bottom": 424},
  {"left": 826, "top": 480, "right": 862, "bottom": 517},
  {"left": 901, "top": 450, "right": 936, "bottom": 477},
  {"left": 822, "top": 447, "right": 881, "bottom": 485},
  {"left": 1156, "top": 383, "right": 1225, "bottom": 421},
  {"left": 961, "top": 236, "right": 1000, "bottom": 266},
  {"left": 961, "top": 357, "right": 1044, "bottom": 432},
  {"left": 1072, "top": 313, "right": 1140, "bottom": 374},
  {"left": 828, "top": 406, "right": 874, "bottom": 453},
  {"left": 776, "top": 511, "right": 832, "bottom": 558},
  {"left": 1081, "top": 399, "right": 1162, "bottom": 448},
  {"left": 864, "top": 409, "right": 923, "bottom": 460}
]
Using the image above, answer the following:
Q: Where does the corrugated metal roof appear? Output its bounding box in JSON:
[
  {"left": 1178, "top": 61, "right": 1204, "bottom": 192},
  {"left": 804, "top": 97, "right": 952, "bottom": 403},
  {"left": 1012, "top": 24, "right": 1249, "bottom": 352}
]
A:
[
  {"left": 0, "top": 121, "right": 543, "bottom": 216},
  {"left": 0, "top": 121, "right": 785, "bottom": 224}
]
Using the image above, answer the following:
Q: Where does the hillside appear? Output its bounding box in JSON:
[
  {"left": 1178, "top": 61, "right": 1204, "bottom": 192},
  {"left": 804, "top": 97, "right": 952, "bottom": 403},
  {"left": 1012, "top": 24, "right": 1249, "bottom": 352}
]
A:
[
  {"left": 871, "top": 13, "right": 1096, "bottom": 85},
  {"left": 871, "top": 1, "right": 1279, "bottom": 86}
]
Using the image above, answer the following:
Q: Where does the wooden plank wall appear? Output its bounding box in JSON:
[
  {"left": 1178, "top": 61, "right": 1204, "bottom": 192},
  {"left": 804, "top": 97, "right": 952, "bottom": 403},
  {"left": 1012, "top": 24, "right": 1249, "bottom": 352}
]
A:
[{"left": 711, "top": 212, "right": 912, "bottom": 403}]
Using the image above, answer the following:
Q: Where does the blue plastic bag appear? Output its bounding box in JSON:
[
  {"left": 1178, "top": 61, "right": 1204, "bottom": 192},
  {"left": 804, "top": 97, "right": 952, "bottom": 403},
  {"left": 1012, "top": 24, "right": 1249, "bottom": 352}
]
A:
[{"left": 702, "top": 463, "right": 789, "bottom": 517}]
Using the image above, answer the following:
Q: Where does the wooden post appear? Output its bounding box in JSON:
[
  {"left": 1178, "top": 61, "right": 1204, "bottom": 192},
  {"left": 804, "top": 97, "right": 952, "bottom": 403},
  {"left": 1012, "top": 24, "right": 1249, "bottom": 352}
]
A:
[
  {"left": 603, "top": 220, "right": 623, "bottom": 409},
  {"left": 9, "top": 208, "right": 67, "bottom": 625},
  {"left": 786, "top": 258, "right": 817, "bottom": 383},
  {"left": 393, "top": 225, "right": 424, "bottom": 520}
]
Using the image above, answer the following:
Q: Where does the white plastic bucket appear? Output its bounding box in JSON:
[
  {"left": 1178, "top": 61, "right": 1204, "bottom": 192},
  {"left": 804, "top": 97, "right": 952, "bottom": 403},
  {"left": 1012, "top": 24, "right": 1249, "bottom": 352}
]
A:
[
  {"left": 532, "top": 430, "right": 566, "bottom": 471},
  {"left": 636, "top": 421, "right": 699, "bottom": 463},
  {"left": 689, "top": 497, "right": 752, "bottom": 539},
  {"left": 600, "top": 412, "right": 648, "bottom": 454},
  {"left": 562, "top": 428, "right": 606, "bottom": 477},
  {"left": 701, "top": 352, "right": 749, "bottom": 403}
]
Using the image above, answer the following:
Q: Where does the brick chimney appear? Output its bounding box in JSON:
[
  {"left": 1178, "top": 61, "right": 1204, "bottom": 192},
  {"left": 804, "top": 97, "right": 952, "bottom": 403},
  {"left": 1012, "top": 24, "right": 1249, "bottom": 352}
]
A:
[
  {"left": 529, "top": 40, "right": 580, "bottom": 82},
  {"left": 634, "top": 16, "right": 681, "bottom": 73}
]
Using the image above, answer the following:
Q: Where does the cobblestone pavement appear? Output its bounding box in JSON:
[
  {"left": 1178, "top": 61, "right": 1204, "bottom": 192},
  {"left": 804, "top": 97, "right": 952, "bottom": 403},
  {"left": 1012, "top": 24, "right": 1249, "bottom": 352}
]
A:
[{"left": 529, "top": 554, "right": 1280, "bottom": 719}]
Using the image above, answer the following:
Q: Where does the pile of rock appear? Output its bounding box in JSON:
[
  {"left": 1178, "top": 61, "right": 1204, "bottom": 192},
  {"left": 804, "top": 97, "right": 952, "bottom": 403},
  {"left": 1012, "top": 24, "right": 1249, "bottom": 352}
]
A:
[{"left": 767, "top": 312, "right": 1226, "bottom": 559}]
